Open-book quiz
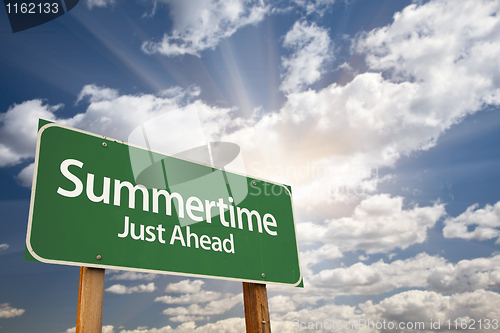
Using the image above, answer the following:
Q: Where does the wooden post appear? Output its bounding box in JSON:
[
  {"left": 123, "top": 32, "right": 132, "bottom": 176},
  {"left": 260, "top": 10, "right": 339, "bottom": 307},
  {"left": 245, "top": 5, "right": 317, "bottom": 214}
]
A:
[
  {"left": 76, "top": 267, "right": 105, "bottom": 333},
  {"left": 243, "top": 282, "right": 271, "bottom": 333}
]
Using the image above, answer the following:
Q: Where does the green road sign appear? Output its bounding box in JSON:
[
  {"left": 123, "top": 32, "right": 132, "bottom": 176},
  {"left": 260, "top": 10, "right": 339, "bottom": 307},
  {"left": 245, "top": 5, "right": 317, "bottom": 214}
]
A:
[{"left": 26, "top": 121, "right": 302, "bottom": 286}]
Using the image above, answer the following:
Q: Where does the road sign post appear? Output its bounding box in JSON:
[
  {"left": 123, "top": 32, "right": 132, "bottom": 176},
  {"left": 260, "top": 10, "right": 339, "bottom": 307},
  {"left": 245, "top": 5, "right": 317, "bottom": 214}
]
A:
[
  {"left": 243, "top": 282, "right": 271, "bottom": 333},
  {"left": 76, "top": 267, "right": 105, "bottom": 333}
]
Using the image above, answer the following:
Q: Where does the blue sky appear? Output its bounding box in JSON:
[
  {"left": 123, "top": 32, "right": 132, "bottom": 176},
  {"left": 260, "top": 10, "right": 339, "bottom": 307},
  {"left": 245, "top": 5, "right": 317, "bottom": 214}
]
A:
[{"left": 1, "top": 0, "right": 500, "bottom": 332}]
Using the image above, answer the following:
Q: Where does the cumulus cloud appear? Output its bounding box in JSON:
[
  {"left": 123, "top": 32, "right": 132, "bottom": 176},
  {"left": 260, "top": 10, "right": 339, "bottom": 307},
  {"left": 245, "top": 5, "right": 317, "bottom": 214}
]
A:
[
  {"left": 299, "top": 243, "right": 343, "bottom": 277},
  {"left": 105, "top": 282, "right": 156, "bottom": 294},
  {"left": 280, "top": 21, "right": 332, "bottom": 93},
  {"left": 269, "top": 295, "right": 296, "bottom": 313},
  {"left": 76, "top": 84, "right": 119, "bottom": 103},
  {"left": 165, "top": 279, "right": 205, "bottom": 294},
  {"left": 155, "top": 291, "right": 221, "bottom": 304},
  {"left": 126, "top": 289, "right": 500, "bottom": 333},
  {"left": 141, "top": 0, "right": 268, "bottom": 57},
  {"left": 357, "top": 0, "right": 500, "bottom": 103},
  {"left": 273, "top": 289, "right": 500, "bottom": 333},
  {"left": 427, "top": 255, "right": 500, "bottom": 293},
  {"left": 108, "top": 271, "right": 158, "bottom": 281},
  {"left": 224, "top": 0, "right": 500, "bottom": 207},
  {"left": 443, "top": 201, "right": 500, "bottom": 243},
  {"left": 118, "top": 318, "right": 245, "bottom": 333},
  {"left": 354, "top": 0, "right": 500, "bottom": 133},
  {"left": 169, "top": 315, "right": 209, "bottom": 323},
  {"left": 162, "top": 293, "right": 243, "bottom": 320},
  {"left": 361, "top": 289, "right": 500, "bottom": 332},
  {"left": 0, "top": 303, "right": 25, "bottom": 318},
  {"left": 0, "top": 85, "right": 232, "bottom": 186},
  {"left": 297, "top": 194, "right": 445, "bottom": 254},
  {"left": 0, "top": 244, "right": 9, "bottom": 251},
  {"left": 306, "top": 253, "right": 500, "bottom": 297},
  {"left": 156, "top": 280, "right": 239, "bottom": 321},
  {"left": 63, "top": 84, "right": 224, "bottom": 143},
  {"left": 0, "top": 100, "right": 60, "bottom": 167},
  {"left": 308, "top": 253, "right": 445, "bottom": 295},
  {"left": 15, "top": 162, "right": 34, "bottom": 188}
]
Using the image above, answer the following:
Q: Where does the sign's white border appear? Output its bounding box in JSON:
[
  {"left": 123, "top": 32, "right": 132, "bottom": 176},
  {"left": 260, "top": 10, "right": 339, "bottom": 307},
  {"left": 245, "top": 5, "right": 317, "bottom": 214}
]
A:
[{"left": 26, "top": 122, "right": 303, "bottom": 287}]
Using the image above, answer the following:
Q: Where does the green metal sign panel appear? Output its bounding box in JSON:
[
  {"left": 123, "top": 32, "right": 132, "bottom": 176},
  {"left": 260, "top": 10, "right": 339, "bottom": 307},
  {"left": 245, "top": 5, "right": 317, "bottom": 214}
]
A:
[{"left": 26, "top": 122, "right": 302, "bottom": 286}]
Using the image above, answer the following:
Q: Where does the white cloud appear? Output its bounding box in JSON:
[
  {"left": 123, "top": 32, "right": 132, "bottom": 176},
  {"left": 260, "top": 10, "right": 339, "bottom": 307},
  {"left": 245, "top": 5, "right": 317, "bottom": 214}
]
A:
[
  {"left": 169, "top": 315, "right": 208, "bottom": 323},
  {"left": 162, "top": 293, "right": 242, "bottom": 317},
  {"left": 299, "top": 243, "right": 343, "bottom": 277},
  {"left": 306, "top": 253, "right": 500, "bottom": 297},
  {"left": 108, "top": 271, "right": 158, "bottom": 281},
  {"left": 358, "top": 254, "right": 369, "bottom": 261},
  {"left": 116, "top": 323, "right": 188, "bottom": 333},
  {"left": 280, "top": 21, "right": 332, "bottom": 93},
  {"left": 354, "top": 0, "right": 500, "bottom": 130},
  {"left": 297, "top": 194, "right": 445, "bottom": 254},
  {"left": 155, "top": 291, "right": 221, "bottom": 304},
  {"left": 105, "top": 282, "right": 156, "bottom": 294},
  {"left": 63, "top": 85, "right": 207, "bottom": 142},
  {"left": 155, "top": 280, "right": 229, "bottom": 312},
  {"left": 224, "top": 0, "right": 500, "bottom": 208},
  {"left": 157, "top": 280, "right": 230, "bottom": 318},
  {"left": 308, "top": 253, "right": 445, "bottom": 295},
  {"left": 0, "top": 303, "right": 25, "bottom": 318},
  {"left": 443, "top": 201, "right": 500, "bottom": 243},
  {"left": 269, "top": 295, "right": 296, "bottom": 313},
  {"left": 271, "top": 302, "right": 367, "bottom": 333},
  {"left": 85, "top": 0, "right": 115, "bottom": 10},
  {"left": 165, "top": 280, "right": 205, "bottom": 294},
  {"left": 76, "top": 84, "right": 119, "bottom": 103},
  {"left": 0, "top": 244, "right": 9, "bottom": 251},
  {"left": 357, "top": 0, "right": 500, "bottom": 105},
  {"left": 427, "top": 255, "right": 500, "bottom": 293},
  {"left": 118, "top": 318, "right": 245, "bottom": 333},
  {"left": 15, "top": 162, "right": 34, "bottom": 188},
  {"left": 272, "top": 289, "right": 500, "bottom": 333},
  {"left": 360, "top": 289, "right": 500, "bottom": 332},
  {"left": 0, "top": 100, "right": 60, "bottom": 167},
  {"left": 141, "top": 0, "right": 268, "bottom": 57},
  {"left": 0, "top": 85, "right": 233, "bottom": 186}
]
